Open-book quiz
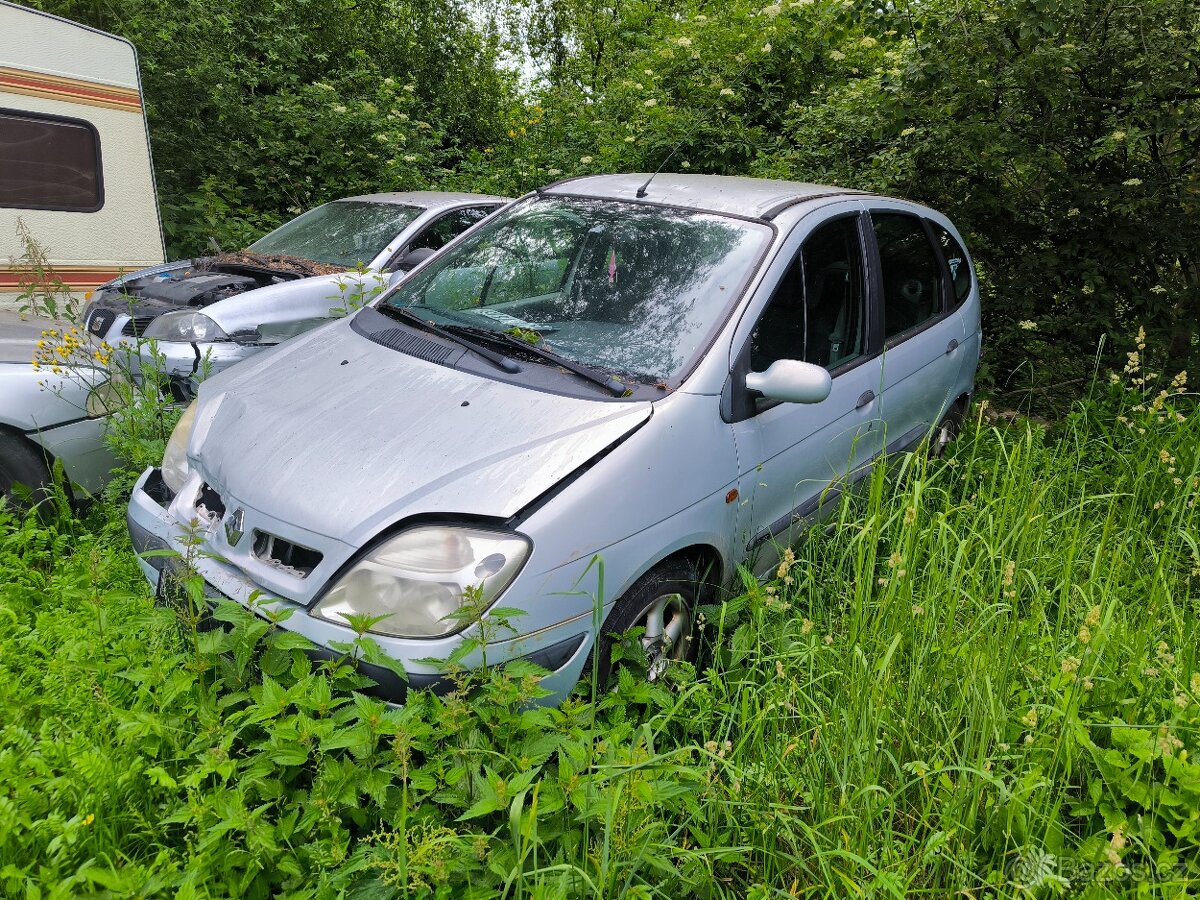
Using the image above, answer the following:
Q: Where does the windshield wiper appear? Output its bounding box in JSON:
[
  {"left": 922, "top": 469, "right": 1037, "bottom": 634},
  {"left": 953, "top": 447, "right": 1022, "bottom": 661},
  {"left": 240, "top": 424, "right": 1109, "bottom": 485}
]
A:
[
  {"left": 446, "top": 325, "right": 629, "bottom": 397},
  {"left": 377, "top": 305, "right": 521, "bottom": 374}
]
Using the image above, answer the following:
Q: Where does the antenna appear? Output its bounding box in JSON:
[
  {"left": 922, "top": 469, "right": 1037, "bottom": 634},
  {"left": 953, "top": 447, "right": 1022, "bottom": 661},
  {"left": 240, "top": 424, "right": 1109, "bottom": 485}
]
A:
[
  {"left": 635, "top": 141, "right": 687, "bottom": 198},
  {"left": 634, "top": 54, "right": 757, "bottom": 199},
  {"left": 633, "top": 141, "right": 691, "bottom": 199}
]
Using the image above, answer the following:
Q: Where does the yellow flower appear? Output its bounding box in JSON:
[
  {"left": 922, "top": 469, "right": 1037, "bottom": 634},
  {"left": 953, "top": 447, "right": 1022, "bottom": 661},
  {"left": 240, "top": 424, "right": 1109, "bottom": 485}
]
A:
[
  {"left": 1078, "top": 626, "right": 1091, "bottom": 644},
  {"left": 82, "top": 813, "right": 94, "bottom": 826},
  {"left": 1020, "top": 707, "right": 1038, "bottom": 728}
]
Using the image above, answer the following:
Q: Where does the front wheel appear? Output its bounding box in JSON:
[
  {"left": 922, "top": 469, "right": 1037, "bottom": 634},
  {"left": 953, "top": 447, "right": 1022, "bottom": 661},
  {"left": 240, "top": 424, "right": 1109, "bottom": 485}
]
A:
[
  {"left": 589, "top": 559, "right": 703, "bottom": 689},
  {"left": 0, "top": 429, "right": 53, "bottom": 511}
]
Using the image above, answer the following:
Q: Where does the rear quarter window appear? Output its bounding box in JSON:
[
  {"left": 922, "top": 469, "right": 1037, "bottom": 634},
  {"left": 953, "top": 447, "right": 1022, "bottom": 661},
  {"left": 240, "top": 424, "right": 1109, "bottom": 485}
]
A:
[{"left": 931, "top": 224, "right": 973, "bottom": 306}]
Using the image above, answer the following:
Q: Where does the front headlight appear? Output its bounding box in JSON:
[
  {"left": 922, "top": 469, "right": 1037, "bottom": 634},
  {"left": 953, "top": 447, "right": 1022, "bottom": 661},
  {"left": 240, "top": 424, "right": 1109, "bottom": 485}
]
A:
[
  {"left": 85, "top": 373, "right": 131, "bottom": 418},
  {"left": 311, "top": 526, "right": 531, "bottom": 638},
  {"left": 161, "top": 400, "right": 198, "bottom": 494},
  {"left": 142, "top": 310, "right": 229, "bottom": 342}
]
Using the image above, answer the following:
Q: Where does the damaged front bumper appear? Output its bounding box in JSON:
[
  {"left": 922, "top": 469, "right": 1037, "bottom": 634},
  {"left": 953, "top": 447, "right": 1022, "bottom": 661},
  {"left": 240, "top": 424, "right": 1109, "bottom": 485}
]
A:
[
  {"left": 139, "top": 339, "right": 259, "bottom": 383},
  {"left": 126, "top": 467, "right": 594, "bottom": 704}
]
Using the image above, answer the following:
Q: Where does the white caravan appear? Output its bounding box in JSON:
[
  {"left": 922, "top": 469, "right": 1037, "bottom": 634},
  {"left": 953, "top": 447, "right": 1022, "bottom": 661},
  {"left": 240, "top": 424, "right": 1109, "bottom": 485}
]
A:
[{"left": 0, "top": 1, "right": 164, "bottom": 311}]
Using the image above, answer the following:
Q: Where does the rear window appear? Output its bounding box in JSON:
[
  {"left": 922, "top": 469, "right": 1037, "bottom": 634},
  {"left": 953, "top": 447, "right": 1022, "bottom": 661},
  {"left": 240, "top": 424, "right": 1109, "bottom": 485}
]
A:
[{"left": 0, "top": 109, "right": 103, "bottom": 212}]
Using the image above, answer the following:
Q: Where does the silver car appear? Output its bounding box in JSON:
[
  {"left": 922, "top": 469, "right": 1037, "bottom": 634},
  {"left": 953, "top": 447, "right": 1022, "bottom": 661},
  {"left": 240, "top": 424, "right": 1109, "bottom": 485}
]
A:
[
  {"left": 82, "top": 191, "right": 508, "bottom": 387},
  {"left": 0, "top": 316, "right": 115, "bottom": 504},
  {"left": 127, "top": 174, "right": 980, "bottom": 702}
]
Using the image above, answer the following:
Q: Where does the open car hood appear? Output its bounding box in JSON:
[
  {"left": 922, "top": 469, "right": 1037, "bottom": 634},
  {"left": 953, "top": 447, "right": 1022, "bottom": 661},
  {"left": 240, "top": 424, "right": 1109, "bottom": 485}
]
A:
[{"left": 187, "top": 318, "right": 652, "bottom": 545}]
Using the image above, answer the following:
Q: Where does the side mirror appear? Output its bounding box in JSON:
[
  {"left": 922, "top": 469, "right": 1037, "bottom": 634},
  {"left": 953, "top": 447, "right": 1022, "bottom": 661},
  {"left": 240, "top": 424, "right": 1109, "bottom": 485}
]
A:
[
  {"left": 745, "top": 359, "right": 832, "bottom": 404},
  {"left": 393, "top": 246, "right": 437, "bottom": 273}
]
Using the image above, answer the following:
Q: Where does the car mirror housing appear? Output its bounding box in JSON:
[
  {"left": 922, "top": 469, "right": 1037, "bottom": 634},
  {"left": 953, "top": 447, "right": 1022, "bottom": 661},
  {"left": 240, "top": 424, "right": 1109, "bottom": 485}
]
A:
[
  {"left": 393, "top": 246, "right": 437, "bottom": 273},
  {"left": 745, "top": 359, "right": 832, "bottom": 404}
]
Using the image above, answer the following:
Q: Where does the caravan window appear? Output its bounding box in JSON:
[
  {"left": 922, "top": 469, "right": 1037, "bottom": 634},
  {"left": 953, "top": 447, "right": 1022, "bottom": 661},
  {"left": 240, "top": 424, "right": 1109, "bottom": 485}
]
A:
[{"left": 0, "top": 109, "right": 103, "bottom": 212}]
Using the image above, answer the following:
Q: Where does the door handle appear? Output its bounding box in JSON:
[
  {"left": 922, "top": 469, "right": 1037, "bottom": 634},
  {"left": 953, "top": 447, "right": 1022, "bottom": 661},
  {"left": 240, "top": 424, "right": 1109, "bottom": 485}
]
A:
[
  {"left": 856, "top": 390, "right": 875, "bottom": 410},
  {"left": 946, "top": 339, "right": 959, "bottom": 354}
]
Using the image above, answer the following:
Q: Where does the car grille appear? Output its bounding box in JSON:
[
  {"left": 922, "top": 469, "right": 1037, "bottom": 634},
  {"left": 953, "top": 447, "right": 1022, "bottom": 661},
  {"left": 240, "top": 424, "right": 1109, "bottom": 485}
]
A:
[
  {"left": 252, "top": 531, "right": 322, "bottom": 577},
  {"left": 191, "top": 482, "right": 323, "bottom": 579},
  {"left": 122, "top": 315, "right": 157, "bottom": 336},
  {"left": 86, "top": 307, "right": 116, "bottom": 337}
]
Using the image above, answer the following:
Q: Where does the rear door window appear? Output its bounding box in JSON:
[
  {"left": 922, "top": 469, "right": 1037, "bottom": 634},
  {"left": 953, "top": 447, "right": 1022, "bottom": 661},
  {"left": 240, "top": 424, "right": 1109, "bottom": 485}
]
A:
[
  {"left": 0, "top": 110, "right": 103, "bottom": 212},
  {"left": 870, "top": 212, "right": 945, "bottom": 340}
]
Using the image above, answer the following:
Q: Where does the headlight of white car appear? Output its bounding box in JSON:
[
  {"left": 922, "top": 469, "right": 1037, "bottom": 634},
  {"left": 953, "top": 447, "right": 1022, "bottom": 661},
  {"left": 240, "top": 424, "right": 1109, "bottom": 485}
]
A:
[
  {"left": 161, "top": 400, "right": 198, "bottom": 493},
  {"left": 142, "top": 310, "right": 229, "bottom": 342},
  {"left": 311, "top": 526, "right": 531, "bottom": 638},
  {"left": 85, "top": 373, "right": 131, "bottom": 418}
]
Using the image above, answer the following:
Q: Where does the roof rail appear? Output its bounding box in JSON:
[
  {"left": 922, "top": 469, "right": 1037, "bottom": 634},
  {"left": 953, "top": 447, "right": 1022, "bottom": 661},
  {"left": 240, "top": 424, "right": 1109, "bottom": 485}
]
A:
[{"left": 759, "top": 190, "right": 866, "bottom": 221}]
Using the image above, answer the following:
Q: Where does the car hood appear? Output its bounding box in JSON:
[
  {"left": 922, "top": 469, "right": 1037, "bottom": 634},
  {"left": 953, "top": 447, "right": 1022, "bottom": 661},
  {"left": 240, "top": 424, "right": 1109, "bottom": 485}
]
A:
[{"left": 187, "top": 319, "right": 652, "bottom": 544}]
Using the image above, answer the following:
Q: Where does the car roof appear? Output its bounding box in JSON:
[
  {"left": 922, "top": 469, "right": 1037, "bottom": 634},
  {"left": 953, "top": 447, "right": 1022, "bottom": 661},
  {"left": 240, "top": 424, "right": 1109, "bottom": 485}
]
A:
[
  {"left": 540, "top": 173, "right": 869, "bottom": 219},
  {"left": 335, "top": 191, "right": 511, "bottom": 210}
]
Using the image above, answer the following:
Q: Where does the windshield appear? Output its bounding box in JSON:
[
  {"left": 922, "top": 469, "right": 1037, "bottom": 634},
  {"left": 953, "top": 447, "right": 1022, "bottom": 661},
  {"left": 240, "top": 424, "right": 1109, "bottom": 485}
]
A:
[
  {"left": 380, "top": 197, "right": 769, "bottom": 381},
  {"left": 248, "top": 200, "right": 423, "bottom": 267}
]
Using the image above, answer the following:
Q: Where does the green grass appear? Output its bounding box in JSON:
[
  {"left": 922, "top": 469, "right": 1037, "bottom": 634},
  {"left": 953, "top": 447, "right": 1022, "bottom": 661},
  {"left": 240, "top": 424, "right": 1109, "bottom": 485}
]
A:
[{"left": 0, "top": 370, "right": 1197, "bottom": 898}]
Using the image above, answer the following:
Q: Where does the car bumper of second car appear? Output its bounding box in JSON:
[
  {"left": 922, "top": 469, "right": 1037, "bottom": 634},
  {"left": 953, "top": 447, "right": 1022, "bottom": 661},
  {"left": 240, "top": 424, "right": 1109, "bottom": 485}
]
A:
[
  {"left": 137, "top": 339, "right": 260, "bottom": 383},
  {"left": 87, "top": 309, "right": 260, "bottom": 387},
  {"left": 126, "top": 467, "right": 597, "bottom": 704}
]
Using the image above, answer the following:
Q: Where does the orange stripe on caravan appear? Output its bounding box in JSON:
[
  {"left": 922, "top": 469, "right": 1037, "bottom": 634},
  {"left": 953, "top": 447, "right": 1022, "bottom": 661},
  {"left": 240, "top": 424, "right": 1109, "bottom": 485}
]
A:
[
  {"left": 0, "top": 65, "right": 142, "bottom": 112},
  {"left": 0, "top": 266, "right": 128, "bottom": 290}
]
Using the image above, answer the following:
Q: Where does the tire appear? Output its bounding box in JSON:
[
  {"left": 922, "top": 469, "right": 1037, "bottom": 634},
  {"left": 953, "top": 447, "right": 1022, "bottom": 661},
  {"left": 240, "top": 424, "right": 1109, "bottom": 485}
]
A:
[
  {"left": 589, "top": 559, "right": 704, "bottom": 689},
  {"left": 929, "top": 401, "right": 965, "bottom": 459},
  {"left": 0, "top": 429, "right": 53, "bottom": 511}
]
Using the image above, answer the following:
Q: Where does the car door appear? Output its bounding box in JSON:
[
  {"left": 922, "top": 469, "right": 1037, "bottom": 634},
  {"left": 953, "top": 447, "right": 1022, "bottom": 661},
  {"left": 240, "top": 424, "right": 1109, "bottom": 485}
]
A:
[
  {"left": 729, "top": 205, "right": 885, "bottom": 578},
  {"left": 865, "top": 203, "right": 968, "bottom": 454}
]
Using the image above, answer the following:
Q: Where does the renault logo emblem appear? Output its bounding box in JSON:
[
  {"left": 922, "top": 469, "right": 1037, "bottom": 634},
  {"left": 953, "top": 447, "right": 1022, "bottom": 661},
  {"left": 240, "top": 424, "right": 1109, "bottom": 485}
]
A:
[{"left": 225, "top": 507, "right": 245, "bottom": 546}]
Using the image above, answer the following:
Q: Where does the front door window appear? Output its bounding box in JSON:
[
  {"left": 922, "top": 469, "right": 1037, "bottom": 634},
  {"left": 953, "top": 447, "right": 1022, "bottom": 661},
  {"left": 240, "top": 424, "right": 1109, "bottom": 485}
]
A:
[{"left": 750, "top": 215, "right": 867, "bottom": 375}]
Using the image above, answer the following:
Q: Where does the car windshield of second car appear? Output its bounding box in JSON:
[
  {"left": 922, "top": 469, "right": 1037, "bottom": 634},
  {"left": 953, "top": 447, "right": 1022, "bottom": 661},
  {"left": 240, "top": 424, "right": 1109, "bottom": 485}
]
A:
[
  {"left": 380, "top": 198, "right": 770, "bottom": 383},
  {"left": 248, "top": 200, "right": 424, "bottom": 268}
]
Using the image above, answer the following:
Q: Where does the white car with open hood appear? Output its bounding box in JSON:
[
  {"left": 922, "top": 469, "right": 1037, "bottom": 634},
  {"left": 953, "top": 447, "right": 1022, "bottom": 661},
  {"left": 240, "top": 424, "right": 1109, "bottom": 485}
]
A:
[{"left": 82, "top": 191, "right": 508, "bottom": 391}]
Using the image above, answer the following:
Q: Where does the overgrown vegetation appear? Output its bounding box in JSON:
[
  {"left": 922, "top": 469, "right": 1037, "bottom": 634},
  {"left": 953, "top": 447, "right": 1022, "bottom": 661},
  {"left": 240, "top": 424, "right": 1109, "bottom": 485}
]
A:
[
  {"left": 24, "top": 0, "right": 1200, "bottom": 404},
  {"left": 1, "top": 346, "right": 1196, "bottom": 896},
  {"left": 6, "top": 1, "right": 1199, "bottom": 894}
]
